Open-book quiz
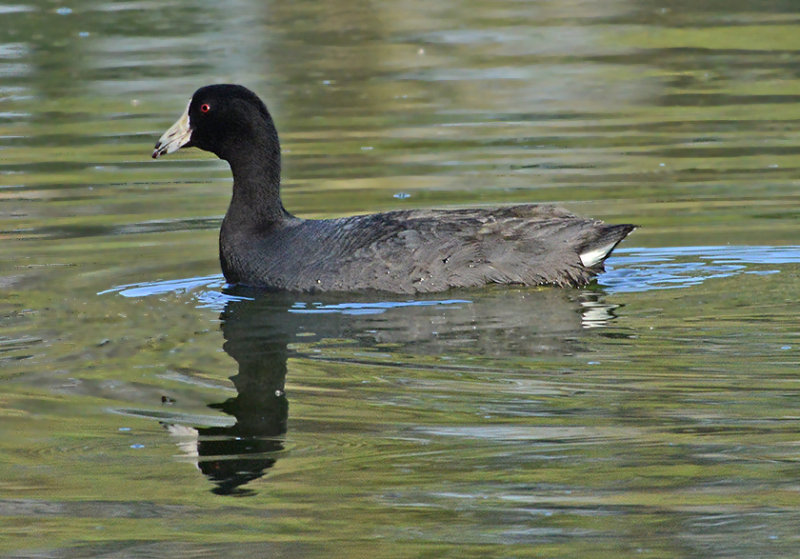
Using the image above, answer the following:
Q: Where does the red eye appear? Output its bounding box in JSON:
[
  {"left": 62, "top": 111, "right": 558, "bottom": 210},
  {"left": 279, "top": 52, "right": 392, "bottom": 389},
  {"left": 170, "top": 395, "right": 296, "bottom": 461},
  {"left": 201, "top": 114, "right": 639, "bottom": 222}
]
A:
[{"left": 200, "top": 103, "right": 211, "bottom": 114}]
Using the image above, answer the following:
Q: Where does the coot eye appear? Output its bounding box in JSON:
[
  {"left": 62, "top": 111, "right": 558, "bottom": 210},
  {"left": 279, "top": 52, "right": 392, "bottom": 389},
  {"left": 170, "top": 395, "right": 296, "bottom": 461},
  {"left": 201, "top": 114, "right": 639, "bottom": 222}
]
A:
[{"left": 200, "top": 103, "right": 211, "bottom": 114}]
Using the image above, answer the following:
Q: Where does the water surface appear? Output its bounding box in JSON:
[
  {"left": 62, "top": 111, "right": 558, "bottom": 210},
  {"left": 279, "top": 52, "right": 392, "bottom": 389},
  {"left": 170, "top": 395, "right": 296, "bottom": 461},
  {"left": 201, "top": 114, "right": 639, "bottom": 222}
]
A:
[{"left": 3, "top": 1, "right": 800, "bottom": 557}]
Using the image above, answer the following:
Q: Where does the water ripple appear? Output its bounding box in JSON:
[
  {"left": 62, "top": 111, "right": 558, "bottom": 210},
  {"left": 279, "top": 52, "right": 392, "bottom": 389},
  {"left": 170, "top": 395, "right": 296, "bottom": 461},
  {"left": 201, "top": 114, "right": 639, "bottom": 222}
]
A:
[
  {"left": 99, "top": 275, "right": 471, "bottom": 314},
  {"left": 601, "top": 245, "right": 798, "bottom": 293}
]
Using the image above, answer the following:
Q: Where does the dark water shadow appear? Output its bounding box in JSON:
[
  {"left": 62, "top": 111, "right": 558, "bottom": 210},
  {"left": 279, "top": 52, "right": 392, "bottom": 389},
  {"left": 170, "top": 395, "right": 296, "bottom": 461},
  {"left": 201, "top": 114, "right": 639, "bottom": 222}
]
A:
[{"left": 164, "top": 286, "right": 621, "bottom": 495}]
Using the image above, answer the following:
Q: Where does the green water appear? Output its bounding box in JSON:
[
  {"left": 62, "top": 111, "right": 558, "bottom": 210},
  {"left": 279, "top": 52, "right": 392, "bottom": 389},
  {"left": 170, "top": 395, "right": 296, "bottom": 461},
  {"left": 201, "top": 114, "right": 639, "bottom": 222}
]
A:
[{"left": 3, "top": 1, "right": 800, "bottom": 557}]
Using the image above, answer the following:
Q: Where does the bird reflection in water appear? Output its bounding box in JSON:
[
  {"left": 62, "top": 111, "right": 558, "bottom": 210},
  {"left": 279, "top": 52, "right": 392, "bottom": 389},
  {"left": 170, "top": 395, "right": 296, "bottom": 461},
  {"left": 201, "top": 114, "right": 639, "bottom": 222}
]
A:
[
  {"left": 163, "top": 293, "right": 293, "bottom": 495},
  {"left": 162, "top": 286, "right": 624, "bottom": 495}
]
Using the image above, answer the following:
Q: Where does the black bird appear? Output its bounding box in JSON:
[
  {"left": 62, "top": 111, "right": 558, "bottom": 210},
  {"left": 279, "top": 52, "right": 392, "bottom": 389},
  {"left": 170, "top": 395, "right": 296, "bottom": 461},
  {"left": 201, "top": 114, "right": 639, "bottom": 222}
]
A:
[{"left": 153, "top": 84, "right": 634, "bottom": 293}]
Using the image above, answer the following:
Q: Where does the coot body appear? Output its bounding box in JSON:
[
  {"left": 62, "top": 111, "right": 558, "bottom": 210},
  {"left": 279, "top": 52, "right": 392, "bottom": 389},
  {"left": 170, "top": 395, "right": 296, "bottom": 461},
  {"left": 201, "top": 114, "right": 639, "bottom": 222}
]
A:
[{"left": 153, "top": 84, "right": 634, "bottom": 294}]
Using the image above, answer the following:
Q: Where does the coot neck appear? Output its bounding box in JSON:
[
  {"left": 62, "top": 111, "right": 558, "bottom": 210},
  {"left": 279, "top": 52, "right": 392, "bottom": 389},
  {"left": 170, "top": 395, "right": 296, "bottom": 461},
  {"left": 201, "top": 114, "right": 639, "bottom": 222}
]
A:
[{"left": 224, "top": 125, "right": 291, "bottom": 227}]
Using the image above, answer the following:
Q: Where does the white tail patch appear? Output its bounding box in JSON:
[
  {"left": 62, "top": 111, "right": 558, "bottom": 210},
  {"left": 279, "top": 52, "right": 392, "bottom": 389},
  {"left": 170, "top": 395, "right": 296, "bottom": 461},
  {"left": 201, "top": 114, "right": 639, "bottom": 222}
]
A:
[{"left": 580, "top": 241, "right": 618, "bottom": 267}]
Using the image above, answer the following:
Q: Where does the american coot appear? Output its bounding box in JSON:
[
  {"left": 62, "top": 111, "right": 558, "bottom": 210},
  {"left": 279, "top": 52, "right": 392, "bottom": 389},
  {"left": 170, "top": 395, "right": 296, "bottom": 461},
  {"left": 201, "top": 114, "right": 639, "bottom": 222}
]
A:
[{"left": 153, "top": 84, "right": 634, "bottom": 294}]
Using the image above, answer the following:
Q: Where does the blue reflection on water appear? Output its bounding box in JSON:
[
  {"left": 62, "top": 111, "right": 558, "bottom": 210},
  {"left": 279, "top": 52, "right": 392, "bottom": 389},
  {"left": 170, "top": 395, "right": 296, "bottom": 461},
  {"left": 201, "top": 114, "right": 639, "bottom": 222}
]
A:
[
  {"left": 98, "top": 275, "right": 242, "bottom": 309},
  {"left": 288, "top": 299, "right": 471, "bottom": 315},
  {"left": 600, "top": 245, "right": 798, "bottom": 293},
  {"left": 98, "top": 275, "right": 225, "bottom": 297}
]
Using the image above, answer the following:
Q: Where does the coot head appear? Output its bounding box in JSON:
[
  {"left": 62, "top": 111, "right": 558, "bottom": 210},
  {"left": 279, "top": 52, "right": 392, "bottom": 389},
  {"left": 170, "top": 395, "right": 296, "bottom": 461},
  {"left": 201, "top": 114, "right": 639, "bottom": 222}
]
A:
[{"left": 152, "top": 84, "right": 274, "bottom": 161}]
